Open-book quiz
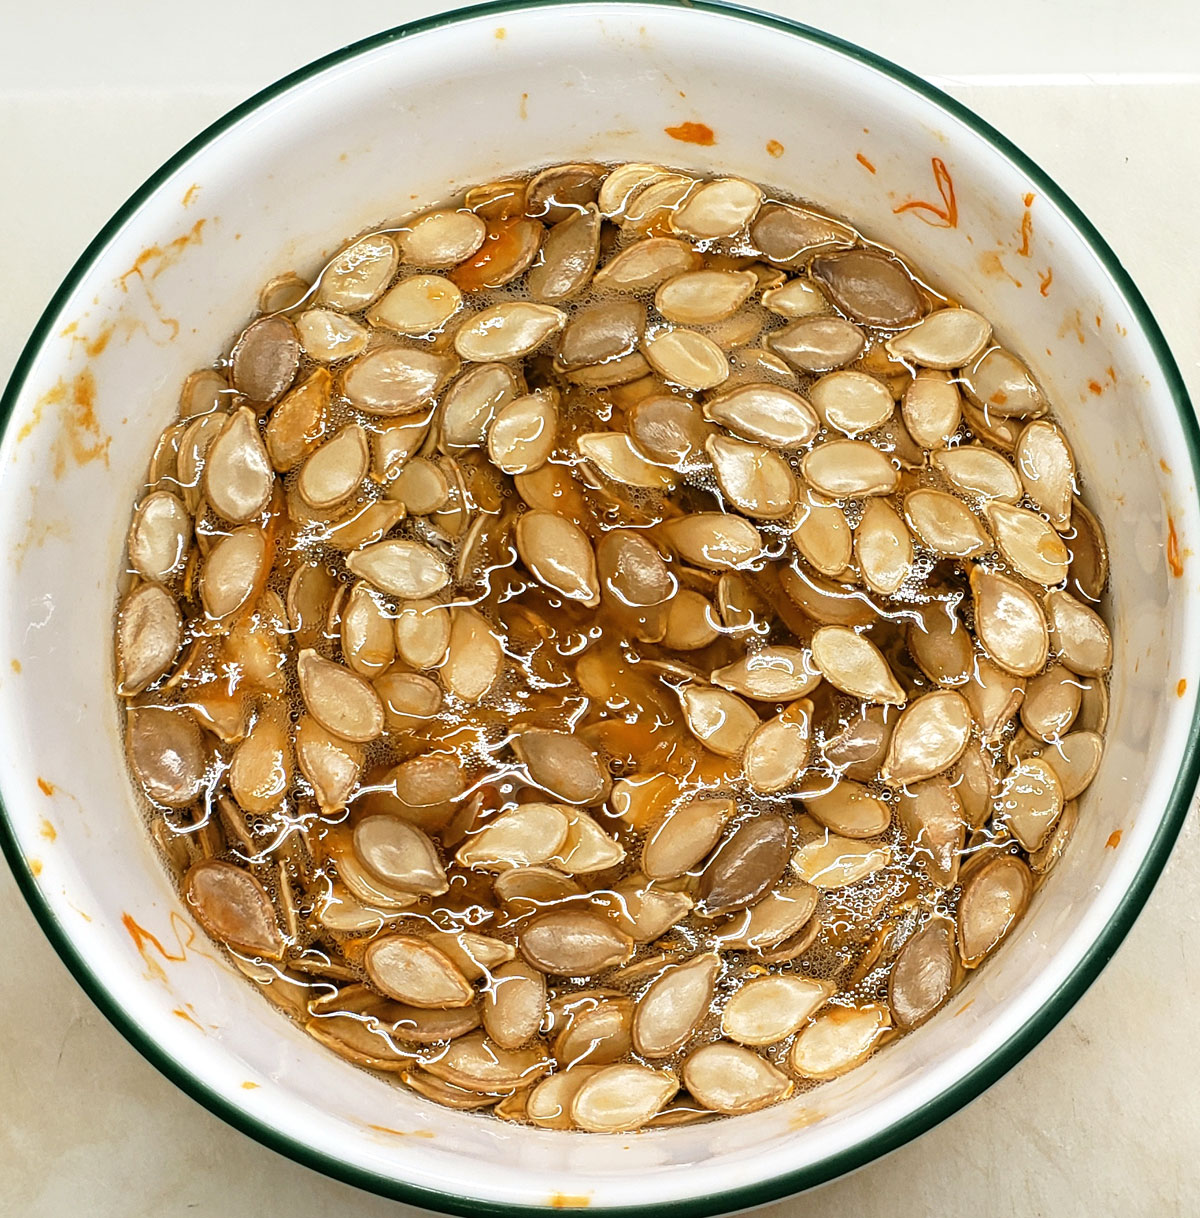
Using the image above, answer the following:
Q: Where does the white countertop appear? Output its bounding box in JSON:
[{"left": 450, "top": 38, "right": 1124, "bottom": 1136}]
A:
[{"left": 2, "top": 2, "right": 1198, "bottom": 1214}]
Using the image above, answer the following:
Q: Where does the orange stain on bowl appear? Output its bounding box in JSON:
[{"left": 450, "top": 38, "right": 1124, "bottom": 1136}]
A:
[
  {"left": 182, "top": 183, "right": 200, "bottom": 208},
  {"left": 1106, "top": 830, "right": 1123, "bottom": 849},
  {"left": 10, "top": 659, "right": 20, "bottom": 674},
  {"left": 766, "top": 139, "right": 785, "bottom": 158},
  {"left": 1161, "top": 458, "right": 1173, "bottom": 474},
  {"left": 892, "top": 156, "right": 957, "bottom": 228},
  {"left": 1168, "top": 516, "right": 1184, "bottom": 577},
  {"left": 39, "top": 818, "right": 56, "bottom": 842},
  {"left": 1016, "top": 192, "right": 1035, "bottom": 257},
  {"left": 1087, "top": 379, "right": 1104, "bottom": 396},
  {"left": 664, "top": 121, "right": 715, "bottom": 146},
  {"left": 1038, "top": 268, "right": 1053, "bottom": 296},
  {"left": 548, "top": 1194, "right": 592, "bottom": 1208},
  {"left": 172, "top": 1008, "right": 205, "bottom": 1032},
  {"left": 29, "top": 858, "right": 42, "bottom": 877},
  {"left": 494, "top": 26, "right": 506, "bottom": 39},
  {"left": 122, "top": 910, "right": 205, "bottom": 983},
  {"left": 979, "top": 251, "right": 1021, "bottom": 289},
  {"left": 37, "top": 777, "right": 55, "bottom": 797},
  {"left": 855, "top": 152, "right": 876, "bottom": 174},
  {"left": 241, "top": 1081, "right": 261, "bottom": 1090},
  {"left": 1177, "top": 678, "right": 1187, "bottom": 698},
  {"left": 369, "top": 1124, "right": 436, "bottom": 1139}
]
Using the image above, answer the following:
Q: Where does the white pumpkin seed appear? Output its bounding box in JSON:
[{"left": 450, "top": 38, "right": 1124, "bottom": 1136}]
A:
[
  {"left": 656, "top": 270, "right": 757, "bottom": 325},
  {"left": 643, "top": 329, "right": 730, "bottom": 391},
  {"left": 901, "top": 369, "right": 961, "bottom": 450},
  {"left": 932, "top": 445, "right": 1021, "bottom": 504},
  {"left": 744, "top": 700, "right": 813, "bottom": 793},
  {"left": 661, "top": 589, "right": 721, "bottom": 651},
  {"left": 455, "top": 302, "right": 566, "bottom": 363},
  {"left": 684, "top": 1041, "right": 792, "bottom": 1114},
  {"left": 888, "top": 918, "right": 956, "bottom": 1029},
  {"left": 401, "top": 210, "right": 487, "bottom": 267},
  {"left": 116, "top": 582, "right": 181, "bottom": 696},
  {"left": 671, "top": 178, "right": 762, "bottom": 239},
  {"left": 297, "top": 424, "right": 369, "bottom": 510},
  {"left": 791, "top": 494, "right": 852, "bottom": 576},
  {"left": 812, "top": 249, "right": 923, "bottom": 328},
  {"left": 715, "top": 882, "right": 819, "bottom": 951},
  {"left": 487, "top": 390, "right": 558, "bottom": 475},
  {"left": 789, "top": 1003, "right": 890, "bottom": 1078},
  {"left": 354, "top": 815, "right": 447, "bottom": 896},
  {"left": 1045, "top": 589, "right": 1112, "bottom": 676},
  {"left": 958, "top": 853, "right": 1032, "bottom": 967},
  {"left": 706, "top": 435, "right": 798, "bottom": 520},
  {"left": 368, "top": 274, "right": 462, "bottom": 335},
  {"left": 608, "top": 879, "right": 694, "bottom": 942},
  {"left": 457, "top": 804, "right": 571, "bottom": 871},
  {"left": 953, "top": 740, "right": 999, "bottom": 829},
  {"left": 769, "top": 316, "right": 865, "bottom": 374},
  {"left": 882, "top": 689, "right": 971, "bottom": 784},
  {"left": 632, "top": 954, "right": 720, "bottom": 1058},
  {"left": 642, "top": 797, "right": 734, "bottom": 880},
  {"left": 441, "top": 606, "right": 504, "bottom": 702},
  {"left": 185, "top": 860, "right": 283, "bottom": 959},
  {"left": 963, "top": 655, "right": 1026, "bottom": 739},
  {"left": 802, "top": 780, "right": 892, "bottom": 839},
  {"left": 999, "top": 756, "right": 1064, "bottom": 851},
  {"left": 204, "top": 407, "right": 274, "bottom": 524},
  {"left": 440, "top": 363, "right": 519, "bottom": 452},
  {"left": 971, "top": 567, "right": 1049, "bottom": 676},
  {"left": 902, "top": 488, "right": 989, "bottom": 559},
  {"left": 750, "top": 203, "right": 856, "bottom": 266},
  {"left": 423, "top": 1031, "right": 550, "bottom": 1091},
  {"left": 200, "top": 526, "right": 269, "bottom": 621},
  {"left": 513, "top": 729, "right": 608, "bottom": 806},
  {"left": 761, "top": 277, "right": 829, "bottom": 318},
  {"left": 343, "top": 346, "right": 457, "bottom": 416},
  {"left": 127, "top": 706, "right": 207, "bottom": 807},
  {"left": 265, "top": 368, "right": 330, "bottom": 472},
  {"left": 364, "top": 934, "right": 474, "bottom": 1008},
  {"left": 577, "top": 432, "right": 676, "bottom": 489},
  {"left": 1068, "top": 498, "right": 1108, "bottom": 601},
  {"left": 294, "top": 714, "right": 362, "bottom": 812},
  {"left": 887, "top": 308, "right": 991, "bottom": 369},
  {"left": 803, "top": 440, "right": 898, "bottom": 498},
  {"left": 524, "top": 1066, "right": 604, "bottom": 1129},
  {"left": 425, "top": 931, "right": 514, "bottom": 982},
  {"left": 594, "top": 236, "right": 702, "bottom": 292},
  {"left": 791, "top": 833, "right": 889, "bottom": 889},
  {"left": 722, "top": 974, "right": 834, "bottom": 1046},
  {"left": 346, "top": 538, "right": 449, "bottom": 600},
  {"left": 680, "top": 685, "right": 759, "bottom": 757},
  {"left": 908, "top": 603, "right": 973, "bottom": 688},
  {"left": 961, "top": 346, "right": 1047, "bottom": 418},
  {"left": 702, "top": 383, "right": 818, "bottom": 449},
  {"left": 662, "top": 513, "right": 763, "bottom": 569},
  {"left": 515, "top": 510, "right": 600, "bottom": 606},
  {"left": 128, "top": 491, "right": 191, "bottom": 583},
  {"left": 897, "top": 777, "right": 965, "bottom": 888},
  {"left": 809, "top": 371, "right": 894, "bottom": 437},
  {"left": 483, "top": 960, "right": 547, "bottom": 1049},
  {"left": 1043, "top": 730, "right": 1103, "bottom": 799},
  {"left": 855, "top": 499, "right": 913, "bottom": 596},
  {"left": 810, "top": 624, "right": 904, "bottom": 705},
  {"left": 528, "top": 204, "right": 602, "bottom": 302},
  {"left": 520, "top": 910, "right": 632, "bottom": 975},
  {"left": 1021, "top": 663, "right": 1082, "bottom": 741},
  {"left": 296, "top": 648, "right": 384, "bottom": 743},
  {"left": 986, "top": 502, "right": 1070, "bottom": 585},
  {"left": 570, "top": 1063, "right": 677, "bottom": 1132},
  {"left": 295, "top": 308, "right": 369, "bottom": 362},
  {"left": 316, "top": 233, "right": 399, "bottom": 311},
  {"left": 1014, "top": 419, "right": 1076, "bottom": 529}
]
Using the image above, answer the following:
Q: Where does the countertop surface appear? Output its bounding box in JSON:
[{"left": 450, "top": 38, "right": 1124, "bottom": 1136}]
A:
[{"left": 2, "top": 2, "right": 1198, "bottom": 1215}]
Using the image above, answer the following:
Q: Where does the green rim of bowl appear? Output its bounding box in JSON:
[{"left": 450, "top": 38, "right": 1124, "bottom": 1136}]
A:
[{"left": 1, "top": 1, "right": 1197, "bottom": 1213}]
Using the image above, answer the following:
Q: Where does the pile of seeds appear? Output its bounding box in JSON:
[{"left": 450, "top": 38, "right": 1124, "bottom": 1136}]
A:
[{"left": 115, "top": 161, "right": 1111, "bottom": 1131}]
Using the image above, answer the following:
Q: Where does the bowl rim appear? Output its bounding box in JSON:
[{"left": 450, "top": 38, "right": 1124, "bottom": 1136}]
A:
[{"left": 1, "top": 0, "right": 1197, "bottom": 1212}]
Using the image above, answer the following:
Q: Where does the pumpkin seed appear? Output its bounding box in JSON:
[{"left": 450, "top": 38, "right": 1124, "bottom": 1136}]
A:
[
  {"left": 401, "top": 209, "right": 487, "bottom": 267},
  {"left": 744, "top": 699, "right": 813, "bottom": 793},
  {"left": 455, "top": 302, "right": 565, "bottom": 363},
  {"left": 680, "top": 685, "right": 759, "bottom": 757},
  {"left": 963, "top": 656, "right": 1025, "bottom": 738},
  {"left": 450, "top": 217, "right": 543, "bottom": 292},
  {"left": 706, "top": 435, "right": 798, "bottom": 520},
  {"left": 802, "top": 780, "right": 892, "bottom": 839},
  {"left": 570, "top": 1063, "right": 677, "bottom": 1132},
  {"left": 700, "top": 815, "right": 789, "bottom": 913},
  {"left": 487, "top": 390, "right": 558, "bottom": 475},
  {"left": 228, "top": 707, "right": 291, "bottom": 814},
  {"left": 811, "top": 249, "right": 924, "bottom": 328},
  {"left": 368, "top": 273, "right": 462, "bottom": 335},
  {"left": 769, "top": 316, "right": 865, "bottom": 374},
  {"left": 1021, "top": 663, "right": 1082, "bottom": 741},
  {"left": 515, "top": 510, "right": 600, "bottom": 606},
  {"left": 661, "top": 589, "right": 721, "bottom": 651},
  {"left": 316, "top": 233, "right": 399, "bottom": 310},
  {"left": 761, "top": 277, "right": 829, "bottom": 318},
  {"left": 855, "top": 499, "right": 913, "bottom": 595},
  {"left": 662, "top": 513, "right": 763, "bottom": 569},
  {"left": 390, "top": 599, "right": 450, "bottom": 669},
  {"left": 293, "top": 715, "right": 362, "bottom": 812},
  {"left": 608, "top": 878, "right": 694, "bottom": 942},
  {"left": 642, "top": 797, "right": 734, "bottom": 879},
  {"left": 426, "top": 931, "right": 515, "bottom": 982},
  {"left": 346, "top": 538, "right": 449, "bottom": 599},
  {"left": 439, "top": 363, "right": 519, "bottom": 452},
  {"left": 353, "top": 815, "right": 447, "bottom": 896},
  {"left": 552, "top": 809, "right": 626, "bottom": 874},
  {"left": 577, "top": 432, "right": 676, "bottom": 489},
  {"left": 823, "top": 707, "right": 892, "bottom": 782},
  {"left": 683, "top": 1041, "right": 792, "bottom": 1114},
  {"left": 423, "top": 1031, "right": 551, "bottom": 1091},
  {"left": 374, "top": 672, "right": 442, "bottom": 733},
  {"left": 116, "top": 583, "right": 181, "bottom": 696},
  {"left": 702, "top": 383, "right": 818, "bottom": 450},
  {"left": 986, "top": 502, "right": 1070, "bottom": 585},
  {"left": 671, "top": 178, "right": 762, "bottom": 239},
  {"left": 465, "top": 178, "right": 528, "bottom": 220},
  {"left": 901, "top": 489, "right": 988, "bottom": 559},
  {"left": 957, "top": 853, "right": 1032, "bottom": 968},
  {"left": 294, "top": 308, "right": 369, "bottom": 362},
  {"left": 513, "top": 729, "right": 608, "bottom": 806},
  {"left": 715, "top": 881, "right": 819, "bottom": 951},
  {"left": 231, "top": 316, "right": 299, "bottom": 403},
  {"left": 999, "top": 756, "right": 1064, "bottom": 851},
  {"left": 960, "top": 399, "right": 1021, "bottom": 451},
  {"left": 791, "top": 833, "right": 890, "bottom": 888},
  {"left": 780, "top": 562, "right": 877, "bottom": 627},
  {"left": 897, "top": 777, "right": 965, "bottom": 888},
  {"left": 478, "top": 960, "right": 547, "bottom": 1050},
  {"left": 127, "top": 706, "right": 207, "bottom": 807},
  {"left": 1045, "top": 589, "right": 1112, "bottom": 676},
  {"left": 458, "top": 804, "right": 571, "bottom": 870},
  {"left": 888, "top": 918, "right": 956, "bottom": 1029},
  {"left": 596, "top": 163, "right": 669, "bottom": 217},
  {"left": 886, "top": 307, "right": 991, "bottom": 369},
  {"left": 803, "top": 440, "right": 898, "bottom": 498},
  {"left": 625, "top": 173, "right": 697, "bottom": 228},
  {"left": 264, "top": 368, "right": 330, "bottom": 472},
  {"left": 1043, "top": 730, "right": 1103, "bottom": 800},
  {"left": 400, "top": 1068, "right": 500, "bottom": 1110},
  {"left": 643, "top": 329, "right": 730, "bottom": 390},
  {"left": 749, "top": 203, "right": 856, "bottom": 266},
  {"left": 128, "top": 491, "right": 191, "bottom": 583},
  {"left": 932, "top": 444, "right": 1021, "bottom": 504},
  {"left": 520, "top": 909, "right": 632, "bottom": 975},
  {"left": 521, "top": 1066, "right": 602, "bottom": 1129},
  {"left": 655, "top": 270, "right": 757, "bottom": 326},
  {"left": 179, "top": 368, "right": 229, "bottom": 419},
  {"left": 200, "top": 525, "right": 269, "bottom": 621},
  {"left": 594, "top": 236, "right": 703, "bottom": 293},
  {"left": 632, "top": 953, "right": 720, "bottom": 1058},
  {"left": 789, "top": 1003, "right": 890, "bottom": 1078},
  {"left": 1030, "top": 799, "right": 1078, "bottom": 874},
  {"left": 625, "top": 394, "right": 710, "bottom": 467},
  {"left": 791, "top": 494, "right": 852, "bottom": 577},
  {"left": 1014, "top": 420, "right": 1076, "bottom": 529},
  {"left": 722, "top": 974, "right": 833, "bottom": 1045},
  {"left": 388, "top": 456, "right": 450, "bottom": 516},
  {"left": 297, "top": 424, "right": 369, "bottom": 511},
  {"left": 961, "top": 346, "right": 1047, "bottom": 418},
  {"left": 809, "top": 371, "right": 894, "bottom": 437},
  {"left": 297, "top": 648, "right": 384, "bottom": 743},
  {"left": 899, "top": 369, "right": 961, "bottom": 450},
  {"left": 527, "top": 162, "right": 604, "bottom": 222},
  {"left": 1068, "top": 498, "right": 1108, "bottom": 602},
  {"left": 203, "top": 407, "right": 274, "bottom": 524},
  {"left": 342, "top": 346, "right": 457, "bottom": 416},
  {"left": 363, "top": 934, "right": 474, "bottom": 1008},
  {"left": 441, "top": 606, "right": 504, "bottom": 702},
  {"left": 882, "top": 689, "right": 971, "bottom": 784},
  {"left": 712, "top": 646, "right": 819, "bottom": 701},
  {"left": 970, "top": 567, "right": 1049, "bottom": 676},
  {"left": 524, "top": 204, "right": 602, "bottom": 303},
  {"left": 185, "top": 860, "right": 283, "bottom": 959}
]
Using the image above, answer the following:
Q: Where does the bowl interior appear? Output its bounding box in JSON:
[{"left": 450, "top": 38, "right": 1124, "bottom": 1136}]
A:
[{"left": 1, "top": 3, "right": 1196, "bottom": 1212}]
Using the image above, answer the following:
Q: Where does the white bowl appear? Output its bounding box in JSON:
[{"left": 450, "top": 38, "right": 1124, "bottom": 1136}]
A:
[{"left": 1, "top": 2, "right": 1196, "bottom": 1212}]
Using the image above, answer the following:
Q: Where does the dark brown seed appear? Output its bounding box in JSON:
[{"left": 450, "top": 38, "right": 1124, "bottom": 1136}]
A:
[
  {"left": 700, "top": 816, "right": 790, "bottom": 915},
  {"left": 811, "top": 249, "right": 925, "bottom": 328},
  {"left": 231, "top": 316, "right": 300, "bottom": 403}
]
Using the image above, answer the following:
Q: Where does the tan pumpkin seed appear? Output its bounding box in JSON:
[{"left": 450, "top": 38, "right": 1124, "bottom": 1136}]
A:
[
  {"left": 750, "top": 202, "right": 855, "bottom": 266},
  {"left": 789, "top": 1003, "right": 890, "bottom": 1078},
  {"left": 890, "top": 305, "right": 991, "bottom": 367},
  {"left": 394, "top": 598, "right": 452, "bottom": 669},
  {"left": 441, "top": 606, "right": 504, "bottom": 702},
  {"left": 127, "top": 706, "right": 207, "bottom": 807},
  {"left": 423, "top": 1031, "right": 550, "bottom": 1091},
  {"left": 527, "top": 205, "right": 602, "bottom": 302},
  {"left": 632, "top": 953, "right": 720, "bottom": 1058},
  {"left": 512, "top": 729, "right": 608, "bottom": 807},
  {"left": 700, "top": 815, "right": 789, "bottom": 913},
  {"left": 482, "top": 960, "right": 547, "bottom": 1049},
  {"left": 855, "top": 499, "right": 913, "bottom": 596},
  {"left": 388, "top": 456, "right": 450, "bottom": 516},
  {"left": 346, "top": 538, "right": 449, "bottom": 599},
  {"left": 655, "top": 270, "right": 757, "bottom": 326},
  {"left": 958, "top": 853, "right": 1032, "bottom": 967},
  {"left": 761, "top": 277, "right": 829, "bottom": 318},
  {"left": 671, "top": 177, "right": 762, "bottom": 239},
  {"left": 811, "top": 624, "right": 905, "bottom": 705},
  {"left": 185, "top": 860, "right": 283, "bottom": 959},
  {"left": 457, "top": 804, "right": 571, "bottom": 870},
  {"left": 791, "top": 833, "right": 890, "bottom": 888},
  {"left": 577, "top": 432, "right": 676, "bottom": 490},
  {"left": 791, "top": 494, "right": 852, "bottom": 576},
  {"left": 803, "top": 439, "right": 898, "bottom": 498},
  {"left": 971, "top": 567, "right": 1049, "bottom": 676},
  {"left": 128, "top": 491, "right": 191, "bottom": 583},
  {"left": 363, "top": 934, "right": 473, "bottom": 1008},
  {"left": 515, "top": 510, "right": 600, "bottom": 606},
  {"left": 343, "top": 346, "right": 457, "bottom": 416},
  {"left": 1043, "top": 730, "right": 1103, "bottom": 800},
  {"left": 294, "top": 308, "right": 369, "bottom": 363},
  {"left": 769, "top": 316, "right": 865, "bottom": 374},
  {"left": 1076, "top": 673, "right": 1109, "bottom": 734},
  {"left": 953, "top": 740, "right": 999, "bottom": 829},
  {"left": 897, "top": 778, "right": 965, "bottom": 888},
  {"left": 116, "top": 583, "right": 181, "bottom": 696},
  {"left": 744, "top": 700, "right": 813, "bottom": 793},
  {"left": 932, "top": 444, "right": 1022, "bottom": 504},
  {"left": 179, "top": 368, "right": 229, "bottom": 419},
  {"left": 520, "top": 910, "right": 632, "bottom": 975},
  {"left": 1045, "top": 589, "right": 1112, "bottom": 676},
  {"left": 625, "top": 173, "right": 697, "bottom": 227},
  {"left": 375, "top": 672, "right": 443, "bottom": 732},
  {"left": 888, "top": 918, "right": 956, "bottom": 1029},
  {"left": 780, "top": 563, "right": 877, "bottom": 627},
  {"left": 961, "top": 346, "right": 1047, "bottom": 418},
  {"left": 1068, "top": 498, "right": 1108, "bottom": 601},
  {"left": 203, "top": 407, "right": 274, "bottom": 524},
  {"left": 455, "top": 302, "right": 565, "bottom": 363},
  {"left": 626, "top": 394, "right": 712, "bottom": 467},
  {"left": 571, "top": 1063, "right": 677, "bottom": 1133},
  {"left": 556, "top": 301, "right": 645, "bottom": 376},
  {"left": 177, "top": 409, "right": 227, "bottom": 510},
  {"left": 368, "top": 274, "right": 462, "bottom": 335},
  {"left": 549, "top": 995, "right": 630, "bottom": 1066},
  {"left": 811, "top": 249, "right": 924, "bottom": 328},
  {"left": 551, "top": 809, "right": 625, "bottom": 874},
  {"left": 683, "top": 1041, "right": 792, "bottom": 1114},
  {"left": 439, "top": 363, "right": 519, "bottom": 452},
  {"left": 296, "top": 648, "right": 384, "bottom": 743},
  {"left": 809, "top": 371, "right": 894, "bottom": 437},
  {"left": 712, "top": 646, "right": 819, "bottom": 700},
  {"left": 803, "top": 780, "right": 892, "bottom": 839},
  {"left": 527, "top": 162, "right": 604, "bottom": 223},
  {"left": 703, "top": 383, "right": 818, "bottom": 450},
  {"left": 643, "top": 328, "right": 730, "bottom": 390},
  {"left": 296, "top": 424, "right": 368, "bottom": 511},
  {"left": 642, "top": 797, "right": 734, "bottom": 880},
  {"left": 425, "top": 931, "right": 515, "bottom": 982},
  {"left": 662, "top": 513, "right": 763, "bottom": 569},
  {"left": 963, "top": 656, "right": 1026, "bottom": 738},
  {"left": 228, "top": 708, "right": 291, "bottom": 814},
  {"left": 908, "top": 603, "right": 973, "bottom": 688},
  {"left": 200, "top": 525, "right": 269, "bottom": 621},
  {"left": 594, "top": 236, "right": 702, "bottom": 292},
  {"left": 1012, "top": 419, "right": 1076, "bottom": 529},
  {"left": 882, "top": 689, "right": 971, "bottom": 784},
  {"left": 285, "top": 564, "right": 336, "bottom": 649},
  {"left": 722, "top": 975, "right": 834, "bottom": 1046},
  {"left": 400, "top": 1068, "right": 499, "bottom": 1110},
  {"left": 1021, "top": 663, "right": 1082, "bottom": 741},
  {"left": 823, "top": 707, "right": 892, "bottom": 782},
  {"left": 986, "top": 502, "right": 1070, "bottom": 585},
  {"left": 231, "top": 315, "right": 299, "bottom": 403},
  {"left": 903, "top": 489, "right": 989, "bottom": 559},
  {"left": 999, "top": 756, "right": 1064, "bottom": 851},
  {"left": 293, "top": 714, "right": 362, "bottom": 812},
  {"left": 961, "top": 399, "right": 1022, "bottom": 451},
  {"left": 401, "top": 210, "right": 487, "bottom": 267},
  {"left": 522, "top": 1066, "right": 603, "bottom": 1129},
  {"left": 316, "top": 233, "right": 399, "bottom": 311},
  {"left": 680, "top": 685, "right": 759, "bottom": 757},
  {"left": 706, "top": 435, "right": 798, "bottom": 520},
  {"left": 353, "top": 815, "right": 447, "bottom": 896},
  {"left": 607, "top": 878, "right": 693, "bottom": 942},
  {"left": 660, "top": 590, "right": 720, "bottom": 650},
  {"left": 900, "top": 369, "right": 961, "bottom": 450},
  {"left": 264, "top": 368, "right": 330, "bottom": 472},
  {"left": 449, "top": 216, "right": 543, "bottom": 291},
  {"left": 597, "top": 163, "right": 669, "bottom": 216},
  {"left": 487, "top": 390, "right": 558, "bottom": 475},
  {"left": 715, "top": 881, "right": 819, "bottom": 951}
]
